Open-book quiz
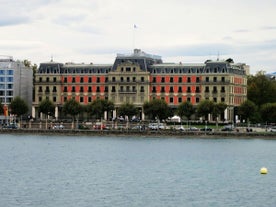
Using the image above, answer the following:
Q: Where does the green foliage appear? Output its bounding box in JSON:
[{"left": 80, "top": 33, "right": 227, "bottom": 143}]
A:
[
  {"left": 177, "top": 101, "right": 195, "bottom": 120},
  {"left": 87, "top": 99, "right": 114, "bottom": 119},
  {"left": 212, "top": 102, "right": 227, "bottom": 119},
  {"left": 247, "top": 72, "right": 276, "bottom": 107},
  {"left": 196, "top": 100, "right": 214, "bottom": 119},
  {"left": 38, "top": 99, "right": 55, "bottom": 116},
  {"left": 117, "top": 103, "right": 138, "bottom": 118},
  {"left": 143, "top": 99, "right": 170, "bottom": 120},
  {"left": 260, "top": 103, "right": 276, "bottom": 123},
  {"left": 10, "top": 96, "right": 29, "bottom": 116},
  {"left": 237, "top": 100, "right": 258, "bottom": 123},
  {"left": 62, "top": 98, "right": 81, "bottom": 118}
]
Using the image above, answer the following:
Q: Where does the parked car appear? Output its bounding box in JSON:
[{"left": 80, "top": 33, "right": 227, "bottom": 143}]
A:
[
  {"left": 200, "top": 127, "right": 213, "bottom": 132},
  {"left": 189, "top": 127, "right": 199, "bottom": 131},
  {"left": 3, "top": 123, "right": 18, "bottom": 129},
  {"left": 148, "top": 123, "right": 165, "bottom": 130},
  {"left": 221, "top": 125, "right": 234, "bottom": 131},
  {"left": 53, "top": 124, "right": 64, "bottom": 129},
  {"left": 269, "top": 127, "right": 276, "bottom": 132},
  {"left": 93, "top": 124, "right": 107, "bottom": 130},
  {"left": 175, "top": 126, "right": 185, "bottom": 131}
]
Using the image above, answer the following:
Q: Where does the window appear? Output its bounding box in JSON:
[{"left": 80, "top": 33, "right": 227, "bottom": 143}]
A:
[
  {"left": 72, "top": 77, "right": 75, "bottom": 83},
  {"left": 170, "top": 77, "right": 173, "bottom": 83},
  {"left": 96, "top": 86, "right": 100, "bottom": 92},
  {"left": 213, "top": 86, "right": 217, "bottom": 93},
  {"left": 97, "top": 77, "right": 100, "bottom": 83},
  {"left": 39, "top": 97, "right": 42, "bottom": 102},
  {"left": 121, "top": 67, "right": 124, "bottom": 72},
  {"left": 39, "top": 77, "right": 42, "bottom": 82},
  {"left": 63, "top": 87, "right": 67, "bottom": 92},
  {"left": 112, "top": 77, "right": 116, "bottom": 82},
  {"left": 221, "top": 97, "right": 225, "bottom": 102},
  {"left": 53, "top": 77, "right": 57, "bottom": 82},
  {"left": 161, "top": 86, "right": 165, "bottom": 92},
  {"left": 133, "top": 67, "right": 136, "bottom": 72},
  {"left": 170, "top": 86, "right": 174, "bottom": 93},
  {"left": 39, "top": 86, "right": 42, "bottom": 92},
  {"left": 80, "top": 97, "right": 84, "bottom": 103},
  {"left": 153, "top": 77, "right": 156, "bottom": 83},
  {"left": 88, "top": 77, "right": 92, "bottom": 83},
  {"left": 196, "top": 86, "right": 200, "bottom": 93},
  {"left": 221, "top": 77, "right": 225, "bottom": 82},
  {"left": 105, "top": 77, "right": 108, "bottom": 82},
  {"left": 196, "top": 97, "right": 200, "bottom": 103},
  {"left": 205, "top": 86, "right": 209, "bottom": 92},
  {"left": 170, "top": 97, "right": 174, "bottom": 103},
  {"left": 141, "top": 77, "right": 144, "bottom": 82},
  {"left": 80, "top": 86, "right": 84, "bottom": 92},
  {"left": 187, "top": 97, "right": 191, "bottom": 102},
  {"left": 72, "top": 86, "right": 75, "bottom": 92},
  {"left": 88, "top": 97, "right": 92, "bottom": 102},
  {"left": 178, "top": 87, "right": 182, "bottom": 92},
  {"left": 80, "top": 77, "right": 84, "bottom": 83},
  {"left": 46, "top": 77, "right": 49, "bottom": 82},
  {"left": 178, "top": 97, "right": 182, "bottom": 103},
  {"left": 161, "top": 77, "right": 165, "bottom": 83},
  {"left": 152, "top": 86, "right": 156, "bottom": 93},
  {"left": 187, "top": 87, "right": 191, "bottom": 93},
  {"left": 126, "top": 67, "right": 131, "bottom": 72},
  {"left": 178, "top": 77, "right": 182, "bottom": 83},
  {"left": 205, "top": 77, "right": 209, "bottom": 82},
  {"left": 121, "top": 77, "right": 124, "bottom": 82},
  {"left": 133, "top": 77, "right": 136, "bottom": 82},
  {"left": 88, "top": 86, "right": 92, "bottom": 92},
  {"left": 221, "top": 86, "right": 225, "bottom": 93},
  {"left": 64, "top": 97, "right": 67, "bottom": 102},
  {"left": 213, "top": 77, "right": 217, "bottom": 82},
  {"left": 213, "top": 97, "right": 217, "bottom": 102},
  {"left": 196, "top": 77, "right": 200, "bottom": 83},
  {"left": 127, "top": 77, "right": 130, "bottom": 82},
  {"left": 53, "top": 86, "right": 57, "bottom": 92},
  {"left": 112, "top": 86, "right": 116, "bottom": 92},
  {"left": 53, "top": 97, "right": 56, "bottom": 102},
  {"left": 140, "top": 86, "right": 144, "bottom": 92},
  {"left": 45, "top": 86, "right": 50, "bottom": 93},
  {"left": 104, "top": 86, "right": 108, "bottom": 92},
  {"left": 187, "top": 77, "right": 191, "bottom": 83}
]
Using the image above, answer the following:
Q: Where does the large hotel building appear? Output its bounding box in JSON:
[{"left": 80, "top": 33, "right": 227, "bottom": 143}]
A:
[{"left": 33, "top": 49, "right": 248, "bottom": 121}]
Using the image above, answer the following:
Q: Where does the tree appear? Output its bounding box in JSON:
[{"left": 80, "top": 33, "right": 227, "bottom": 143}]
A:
[
  {"left": 63, "top": 98, "right": 82, "bottom": 129},
  {"left": 38, "top": 99, "right": 55, "bottom": 129},
  {"left": 247, "top": 72, "right": 276, "bottom": 107},
  {"left": 10, "top": 97, "right": 29, "bottom": 127},
  {"left": 117, "top": 103, "right": 138, "bottom": 120},
  {"left": 260, "top": 103, "right": 276, "bottom": 123},
  {"left": 143, "top": 99, "right": 170, "bottom": 121},
  {"left": 212, "top": 102, "right": 227, "bottom": 121},
  {"left": 196, "top": 100, "right": 214, "bottom": 120},
  {"left": 237, "top": 100, "right": 258, "bottom": 124},
  {"left": 177, "top": 101, "right": 195, "bottom": 120},
  {"left": 87, "top": 99, "right": 114, "bottom": 119}
]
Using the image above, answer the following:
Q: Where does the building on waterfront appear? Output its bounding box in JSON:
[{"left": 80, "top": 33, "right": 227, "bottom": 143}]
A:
[
  {"left": 33, "top": 49, "right": 248, "bottom": 122},
  {"left": 0, "top": 56, "right": 33, "bottom": 122}
]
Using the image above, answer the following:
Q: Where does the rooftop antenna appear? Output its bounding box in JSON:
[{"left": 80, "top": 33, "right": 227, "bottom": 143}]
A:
[
  {"left": 50, "top": 55, "right": 53, "bottom": 62},
  {"left": 133, "top": 24, "right": 138, "bottom": 51},
  {"left": 217, "top": 51, "right": 220, "bottom": 61}
]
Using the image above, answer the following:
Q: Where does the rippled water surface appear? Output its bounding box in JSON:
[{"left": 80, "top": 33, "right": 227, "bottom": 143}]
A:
[{"left": 0, "top": 134, "right": 275, "bottom": 207}]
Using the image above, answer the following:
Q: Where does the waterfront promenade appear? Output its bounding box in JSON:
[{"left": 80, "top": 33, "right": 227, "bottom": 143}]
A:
[{"left": 1, "top": 128, "right": 275, "bottom": 138}]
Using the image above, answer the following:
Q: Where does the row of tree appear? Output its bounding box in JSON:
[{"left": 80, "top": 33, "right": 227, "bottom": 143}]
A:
[{"left": 237, "top": 72, "right": 276, "bottom": 123}]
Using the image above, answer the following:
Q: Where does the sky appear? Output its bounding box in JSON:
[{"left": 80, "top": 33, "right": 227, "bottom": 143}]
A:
[{"left": 0, "top": 0, "right": 276, "bottom": 74}]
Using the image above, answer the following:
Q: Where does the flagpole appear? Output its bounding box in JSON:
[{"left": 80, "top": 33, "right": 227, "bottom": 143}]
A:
[{"left": 133, "top": 24, "right": 137, "bottom": 50}]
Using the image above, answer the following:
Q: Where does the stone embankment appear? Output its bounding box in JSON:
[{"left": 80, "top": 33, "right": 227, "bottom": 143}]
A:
[{"left": 0, "top": 128, "right": 276, "bottom": 138}]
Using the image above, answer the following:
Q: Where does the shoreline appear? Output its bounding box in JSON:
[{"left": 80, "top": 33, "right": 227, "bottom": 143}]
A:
[{"left": 1, "top": 128, "right": 276, "bottom": 139}]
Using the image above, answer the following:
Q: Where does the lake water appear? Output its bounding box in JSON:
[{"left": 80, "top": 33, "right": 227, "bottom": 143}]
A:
[{"left": 0, "top": 134, "right": 275, "bottom": 207}]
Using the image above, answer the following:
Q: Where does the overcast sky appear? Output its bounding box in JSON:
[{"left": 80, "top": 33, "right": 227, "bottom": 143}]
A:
[{"left": 0, "top": 0, "right": 275, "bottom": 74}]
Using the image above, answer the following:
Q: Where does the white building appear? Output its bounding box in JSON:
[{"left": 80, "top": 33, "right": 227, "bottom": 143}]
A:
[{"left": 0, "top": 56, "right": 33, "bottom": 120}]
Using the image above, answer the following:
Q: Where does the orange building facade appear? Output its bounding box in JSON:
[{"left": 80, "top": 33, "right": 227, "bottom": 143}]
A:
[{"left": 33, "top": 49, "right": 248, "bottom": 121}]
